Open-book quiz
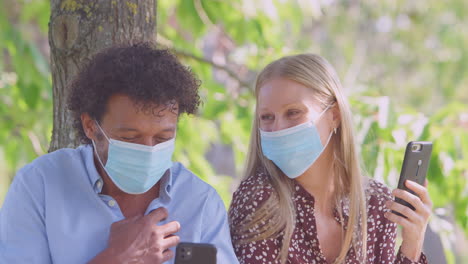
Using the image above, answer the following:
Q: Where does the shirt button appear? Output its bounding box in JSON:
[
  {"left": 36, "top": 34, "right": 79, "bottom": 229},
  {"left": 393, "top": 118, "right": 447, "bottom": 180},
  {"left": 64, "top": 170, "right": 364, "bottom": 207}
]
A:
[{"left": 108, "top": 200, "right": 116, "bottom": 207}]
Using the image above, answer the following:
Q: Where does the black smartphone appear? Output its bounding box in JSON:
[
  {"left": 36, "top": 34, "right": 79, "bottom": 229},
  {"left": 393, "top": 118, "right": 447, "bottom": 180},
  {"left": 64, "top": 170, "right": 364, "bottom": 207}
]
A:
[
  {"left": 393, "top": 141, "right": 432, "bottom": 218},
  {"left": 175, "top": 242, "right": 217, "bottom": 264}
]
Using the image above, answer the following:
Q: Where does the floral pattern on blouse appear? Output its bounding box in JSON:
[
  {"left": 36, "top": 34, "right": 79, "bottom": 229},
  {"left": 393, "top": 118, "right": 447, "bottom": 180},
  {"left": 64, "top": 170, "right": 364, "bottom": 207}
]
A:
[{"left": 229, "top": 169, "right": 428, "bottom": 264}]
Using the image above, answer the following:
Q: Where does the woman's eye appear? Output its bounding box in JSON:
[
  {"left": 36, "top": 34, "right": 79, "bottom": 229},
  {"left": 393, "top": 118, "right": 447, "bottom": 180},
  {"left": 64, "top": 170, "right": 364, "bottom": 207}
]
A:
[
  {"left": 260, "top": 114, "right": 274, "bottom": 121},
  {"left": 121, "top": 136, "right": 136, "bottom": 141},
  {"left": 287, "top": 110, "right": 301, "bottom": 116}
]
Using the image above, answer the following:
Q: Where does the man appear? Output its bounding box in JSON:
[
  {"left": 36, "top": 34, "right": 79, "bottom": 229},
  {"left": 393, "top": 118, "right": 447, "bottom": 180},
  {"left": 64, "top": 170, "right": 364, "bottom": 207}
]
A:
[{"left": 0, "top": 43, "right": 238, "bottom": 264}]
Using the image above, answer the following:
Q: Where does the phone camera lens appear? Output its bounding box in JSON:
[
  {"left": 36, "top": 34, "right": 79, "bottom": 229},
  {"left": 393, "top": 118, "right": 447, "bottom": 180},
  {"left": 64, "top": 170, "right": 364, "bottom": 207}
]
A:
[{"left": 411, "top": 144, "right": 421, "bottom": 151}]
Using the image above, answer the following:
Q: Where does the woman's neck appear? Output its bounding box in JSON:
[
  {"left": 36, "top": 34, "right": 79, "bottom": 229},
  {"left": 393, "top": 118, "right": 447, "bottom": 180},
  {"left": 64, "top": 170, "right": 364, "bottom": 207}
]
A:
[{"left": 295, "top": 142, "right": 336, "bottom": 214}]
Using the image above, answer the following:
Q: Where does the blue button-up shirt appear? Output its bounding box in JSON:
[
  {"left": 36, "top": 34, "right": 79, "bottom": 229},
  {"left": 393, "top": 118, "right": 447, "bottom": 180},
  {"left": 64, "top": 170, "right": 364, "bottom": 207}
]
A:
[{"left": 0, "top": 145, "right": 239, "bottom": 264}]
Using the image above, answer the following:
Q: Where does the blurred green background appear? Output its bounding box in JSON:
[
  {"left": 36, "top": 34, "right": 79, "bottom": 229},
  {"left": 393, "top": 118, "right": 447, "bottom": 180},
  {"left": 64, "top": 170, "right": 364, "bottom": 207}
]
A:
[{"left": 1, "top": 0, "right": 467, "bottom": 263}]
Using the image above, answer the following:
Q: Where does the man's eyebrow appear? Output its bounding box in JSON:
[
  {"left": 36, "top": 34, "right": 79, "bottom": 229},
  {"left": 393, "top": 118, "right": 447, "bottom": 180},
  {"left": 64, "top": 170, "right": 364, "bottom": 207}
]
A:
[
  {"left": 161, "top": 127, "right": 176, "bottom": 132},
  {"left": 115, "top": 127, "right": 139, "bottom": 132},
  {"left": 115, "top": 126, "right": 176, "bottom": 132}
]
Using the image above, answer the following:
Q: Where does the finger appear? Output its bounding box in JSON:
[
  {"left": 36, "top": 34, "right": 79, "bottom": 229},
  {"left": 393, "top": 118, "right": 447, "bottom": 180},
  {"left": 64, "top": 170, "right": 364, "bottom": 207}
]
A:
[
  {"left": 161, "top": 235, "right": 180, "bottom": 250},
  {"left": 385, "top": 201, "right": 419, "bottom": 222},
  {"left": 158, "top": 221, "right": 181, "bottom": 237},
  {"left": 384, "top": 210, "right": 412, "bottom": 228},
  {"left": 147, "top": 207, "right": 169, "bottom": 223},
  {"left": 404, "top": 180, "right": 431, "bottom": 205},
  {"left": 125, "top": 215, "right": 142, "bottom": 222},
  {"left": 161, "top": 249, "right": 175, "bottom": 262},
  {"left": 424, "top": 179, "right": 428, "bottom": 187},
  {"left": 393, "top": 188, "right": 425, "bottom": 212},
  {"left": 111, "top": 215, "right": 141, "bottom": 230}
]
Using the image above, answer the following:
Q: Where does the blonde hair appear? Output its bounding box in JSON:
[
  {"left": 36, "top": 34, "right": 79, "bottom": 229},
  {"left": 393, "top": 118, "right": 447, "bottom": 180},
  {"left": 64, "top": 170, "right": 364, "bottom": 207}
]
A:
[{"left": 232, "top": 54, "right": 368, "bottom": 264}]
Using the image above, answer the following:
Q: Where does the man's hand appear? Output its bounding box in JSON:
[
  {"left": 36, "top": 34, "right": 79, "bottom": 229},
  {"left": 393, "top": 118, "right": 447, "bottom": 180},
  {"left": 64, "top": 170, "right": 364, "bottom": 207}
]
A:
[{"left": 89, "top": 207, "right": 181, "bottom": 264}]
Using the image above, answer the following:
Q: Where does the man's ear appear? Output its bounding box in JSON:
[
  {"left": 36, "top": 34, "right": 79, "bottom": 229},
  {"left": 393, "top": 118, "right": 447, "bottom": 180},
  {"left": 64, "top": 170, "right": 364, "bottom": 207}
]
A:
[{"left": 81, "top": 113, "right": 97, "bottom": 141}]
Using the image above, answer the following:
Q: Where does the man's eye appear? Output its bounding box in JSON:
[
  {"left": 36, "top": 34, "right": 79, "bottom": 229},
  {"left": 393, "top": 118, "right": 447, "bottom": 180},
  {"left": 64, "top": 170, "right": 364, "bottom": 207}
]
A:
[
  {"left": 152, "top": 137, "right": 172, "bottom": 145},
  {"left": 121, "top": 137, "right": 135, "bottom": 141}
]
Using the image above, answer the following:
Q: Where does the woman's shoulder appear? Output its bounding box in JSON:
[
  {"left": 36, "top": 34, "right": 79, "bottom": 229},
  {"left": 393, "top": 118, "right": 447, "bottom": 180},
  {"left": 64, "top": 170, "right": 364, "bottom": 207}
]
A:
[
  {"left": 229, "top": 167, "right": 275, "bottom": 221},
  {"left": 364, "top": 178, "right": 396, "bottom": 218},
  {"left": 364, "top": 178, "right": 398, "bottom": 241},
  {"left": 230, "top": 167, "right": 275, "bottom": 207},
  {"left": 365, "top": 178, "right": 394, "bottom": 201}
]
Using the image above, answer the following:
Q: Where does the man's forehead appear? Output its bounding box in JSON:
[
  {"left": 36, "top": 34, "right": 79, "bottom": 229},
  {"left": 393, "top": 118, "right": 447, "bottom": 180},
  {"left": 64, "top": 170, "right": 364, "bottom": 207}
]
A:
[
  {"left": 113, "top": 124, "right": 176, "bottom": 131},
  {"left": 101, "top": 95, "right": 178, "bottom": 127},
  {"left": 106, "top": 94, "right": 178, "bottom": 114}
]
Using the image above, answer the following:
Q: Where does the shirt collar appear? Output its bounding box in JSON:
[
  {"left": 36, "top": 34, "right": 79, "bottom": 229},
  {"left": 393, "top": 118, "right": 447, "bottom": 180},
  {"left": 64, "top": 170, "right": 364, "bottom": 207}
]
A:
[
  {"left": 293, "top": 179, "right": 350, "bottom": 221},
  {"left": 159, "top": 168, "right": 173, "bottom": 201},
  {"left": 83, "top": 144, "right": 103, "bottom": 193},
  {"left": 82, "top": 144, "right": 174, "bottom": 197}
]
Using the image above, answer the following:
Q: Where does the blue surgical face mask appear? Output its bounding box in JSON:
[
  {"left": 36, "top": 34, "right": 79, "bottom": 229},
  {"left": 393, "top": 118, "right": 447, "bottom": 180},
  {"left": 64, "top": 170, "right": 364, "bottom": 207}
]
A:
[
  {"left": 260, "top": 105, "right": 334, "bottom": 179},
  {"left": 92, "top": 122, "right": 175, "bottom": 194}
]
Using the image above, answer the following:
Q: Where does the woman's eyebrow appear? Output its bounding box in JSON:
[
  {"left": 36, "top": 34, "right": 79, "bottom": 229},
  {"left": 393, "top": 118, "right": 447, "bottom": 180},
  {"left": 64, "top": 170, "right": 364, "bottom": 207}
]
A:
[
  {"left": 258, "top": 102, "right": 306, "bottom": 112},
  {"left": 283, "top": 102, "right": 303, "bottom": 107}
]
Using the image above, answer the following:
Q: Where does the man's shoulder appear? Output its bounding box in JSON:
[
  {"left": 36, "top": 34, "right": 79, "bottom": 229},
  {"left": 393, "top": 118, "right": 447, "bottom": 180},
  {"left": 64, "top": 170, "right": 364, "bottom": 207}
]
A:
[
  {"left": 171, "top": 162, "right": 218, "bottom": 197},
  {"left": 16, "top": 145, "right": 90, "bottom": 182}
]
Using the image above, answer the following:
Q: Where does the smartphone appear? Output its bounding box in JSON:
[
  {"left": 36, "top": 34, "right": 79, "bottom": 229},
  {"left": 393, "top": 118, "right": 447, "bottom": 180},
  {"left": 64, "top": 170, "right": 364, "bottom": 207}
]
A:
[
  {"left": 393, "top": 141, "right": 432, "bottom": 218},
  {"left": 175, "top": 242, "right": 217, "bottom": 264}
]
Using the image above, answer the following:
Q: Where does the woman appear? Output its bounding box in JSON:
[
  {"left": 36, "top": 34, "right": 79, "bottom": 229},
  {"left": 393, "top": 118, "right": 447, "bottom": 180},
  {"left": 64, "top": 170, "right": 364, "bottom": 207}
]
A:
[{"left": 228, "top": 54, "right": 431, "bottom": 264}]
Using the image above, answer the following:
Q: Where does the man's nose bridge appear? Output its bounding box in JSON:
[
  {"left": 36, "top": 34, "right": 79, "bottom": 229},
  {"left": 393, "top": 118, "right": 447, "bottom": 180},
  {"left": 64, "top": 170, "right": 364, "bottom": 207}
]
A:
[{"left": 142, "top": 137, "right": 154, "bottom": 147}]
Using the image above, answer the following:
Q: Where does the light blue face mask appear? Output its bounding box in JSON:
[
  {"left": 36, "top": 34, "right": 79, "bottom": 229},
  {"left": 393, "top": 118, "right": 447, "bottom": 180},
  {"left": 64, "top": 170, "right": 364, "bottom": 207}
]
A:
[
  {"left": 260, "top": 106, "right": 335, "bottom": 179},
  {"left": 92, "top": 122, "right": 175, "bottom": 194}
]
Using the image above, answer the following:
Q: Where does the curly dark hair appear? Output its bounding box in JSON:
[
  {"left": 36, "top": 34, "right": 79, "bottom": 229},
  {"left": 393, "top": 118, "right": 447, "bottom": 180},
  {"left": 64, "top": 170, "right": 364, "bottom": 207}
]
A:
[{"left": 68, "top": 43, "right": 201, "bottom": 144}]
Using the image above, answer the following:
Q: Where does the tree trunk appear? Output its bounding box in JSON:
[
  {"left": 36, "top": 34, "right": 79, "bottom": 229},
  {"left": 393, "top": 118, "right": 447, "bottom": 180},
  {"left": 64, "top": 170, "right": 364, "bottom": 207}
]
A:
[{"left": 48, "top": 0, "right": 157, "bottom": 152}]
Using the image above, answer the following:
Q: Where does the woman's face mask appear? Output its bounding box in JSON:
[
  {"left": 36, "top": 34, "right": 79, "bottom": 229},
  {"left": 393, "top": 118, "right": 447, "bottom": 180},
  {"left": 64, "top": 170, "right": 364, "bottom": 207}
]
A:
[
  {"left": 260, "top": 105, "right": 335, "bottom": 178},
  {"left": 257, "top": 78, "right": 336, "bottom": 178}
]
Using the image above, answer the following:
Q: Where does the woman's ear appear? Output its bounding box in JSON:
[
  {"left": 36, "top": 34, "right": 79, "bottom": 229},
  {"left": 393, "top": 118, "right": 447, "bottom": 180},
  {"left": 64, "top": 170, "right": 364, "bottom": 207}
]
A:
[
  {"left": 81, "top": 113, "right": 97, "bottom": 141},
  {"left": 331, "top": 104, "right": 341, "bottom": 129}
]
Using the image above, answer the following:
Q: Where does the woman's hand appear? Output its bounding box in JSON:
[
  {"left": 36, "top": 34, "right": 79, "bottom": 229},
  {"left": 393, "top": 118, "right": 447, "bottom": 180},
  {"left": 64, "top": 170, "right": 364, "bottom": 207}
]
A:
[{"left": 384, "top": 180, "right": 432, "bottom": 261}]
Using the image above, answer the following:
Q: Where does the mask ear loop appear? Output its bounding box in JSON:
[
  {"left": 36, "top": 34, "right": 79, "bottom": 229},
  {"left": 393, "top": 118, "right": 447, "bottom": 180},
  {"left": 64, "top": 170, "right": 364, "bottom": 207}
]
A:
[
  {"left": 311, "top": 103, "right": 337, "bottom": 148},
  {"left": 323, "top": 127, "right": 335, "bottom": 148},
  {"left": 315, "top": 103, "right": 338, "bottom": 161},
  {"left": 91, "top": 121, "right": 111, "bottom": 171},
  {"left": 94, "top": 121, "right": 111, "bottom": 142},
  {"left": 313, "top": 104, "right": 333, "bottom": 125},
  {"left": 315, "top": 103, "right": 339, "bottom": 138},
  {"left": 91, "top": 140, "right": 107, "bottom": 169},
  {"left": 297, "top": 124, "right": 336, "bottom": 178}
]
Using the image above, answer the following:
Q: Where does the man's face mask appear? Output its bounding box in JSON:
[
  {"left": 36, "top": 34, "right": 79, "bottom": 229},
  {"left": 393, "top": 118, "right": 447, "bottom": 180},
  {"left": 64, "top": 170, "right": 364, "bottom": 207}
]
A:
[{"left": 92, "top": 121, "right": 175, "bottom": 194}]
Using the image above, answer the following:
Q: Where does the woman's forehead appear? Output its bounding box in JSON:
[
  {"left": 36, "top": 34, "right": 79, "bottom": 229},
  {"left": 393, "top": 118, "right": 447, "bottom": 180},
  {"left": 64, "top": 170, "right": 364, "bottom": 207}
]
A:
[{"left": 257, "top": 78, "right": 322, "bottom": 112}]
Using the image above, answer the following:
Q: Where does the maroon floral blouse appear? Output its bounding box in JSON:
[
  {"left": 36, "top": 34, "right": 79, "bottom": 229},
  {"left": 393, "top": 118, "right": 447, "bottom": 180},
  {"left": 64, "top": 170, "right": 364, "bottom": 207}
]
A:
[{"left": 228, "top": 169, "right": 428, "bottom": 264}]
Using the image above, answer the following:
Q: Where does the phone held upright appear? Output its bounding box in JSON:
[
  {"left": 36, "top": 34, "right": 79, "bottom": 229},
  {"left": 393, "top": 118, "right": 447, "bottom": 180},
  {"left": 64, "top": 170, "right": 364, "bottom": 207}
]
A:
[{"left": 394, "top": 141, "right": 432, "bottom": 218}]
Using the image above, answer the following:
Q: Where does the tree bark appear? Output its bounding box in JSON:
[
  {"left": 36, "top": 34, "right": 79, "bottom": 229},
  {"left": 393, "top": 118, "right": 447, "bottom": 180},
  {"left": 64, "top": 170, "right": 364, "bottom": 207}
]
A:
[{"left": 48, "top": 0, "right": 157, "bottom": 151}]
